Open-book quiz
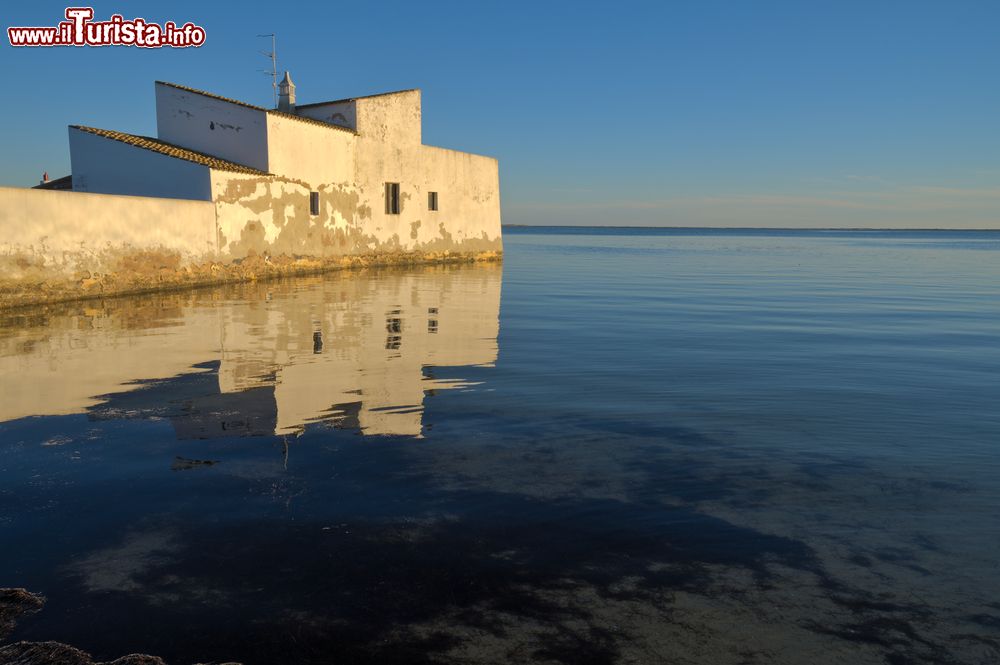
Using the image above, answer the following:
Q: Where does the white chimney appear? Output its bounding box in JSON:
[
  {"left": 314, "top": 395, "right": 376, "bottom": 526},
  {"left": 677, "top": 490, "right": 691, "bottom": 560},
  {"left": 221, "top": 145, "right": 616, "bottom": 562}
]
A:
[{"left": 278, "top": 71, "right": 295, "bottom": 112}]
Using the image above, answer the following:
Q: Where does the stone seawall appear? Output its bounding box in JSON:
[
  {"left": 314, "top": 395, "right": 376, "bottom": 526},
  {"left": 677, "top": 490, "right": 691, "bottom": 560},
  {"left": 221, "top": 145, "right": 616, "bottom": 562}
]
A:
[
  {"left": 0, "top": 248, "right": 501, "bottom": 309},
  {"left": 0, "top": 186, "right": 501, "bottom": 310}
]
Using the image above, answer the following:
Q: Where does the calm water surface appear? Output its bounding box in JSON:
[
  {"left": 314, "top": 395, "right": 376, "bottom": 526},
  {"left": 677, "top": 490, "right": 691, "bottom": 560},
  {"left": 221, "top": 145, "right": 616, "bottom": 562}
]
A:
[{"left": 1, "top": 229, "right": 998, "bottom": 664}]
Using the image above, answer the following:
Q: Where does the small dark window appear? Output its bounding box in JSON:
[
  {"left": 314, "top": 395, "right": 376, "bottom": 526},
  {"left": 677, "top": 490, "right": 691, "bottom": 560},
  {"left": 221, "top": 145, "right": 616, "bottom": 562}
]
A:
[
  {"left": 428, "top": 191, "right": 439, "bottom": 211},
  {"left": 310, "top": 191, "right": 320, "bottom": 215},
  {"left": 385, "top": 182, "right": 400, "bottom": 215}
]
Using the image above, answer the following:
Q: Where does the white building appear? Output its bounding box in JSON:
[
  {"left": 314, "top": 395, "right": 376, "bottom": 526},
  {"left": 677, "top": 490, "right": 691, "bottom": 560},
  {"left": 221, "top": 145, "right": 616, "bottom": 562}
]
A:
[{"left": 65, "top": 74, "right": 502, "bottom": 260}]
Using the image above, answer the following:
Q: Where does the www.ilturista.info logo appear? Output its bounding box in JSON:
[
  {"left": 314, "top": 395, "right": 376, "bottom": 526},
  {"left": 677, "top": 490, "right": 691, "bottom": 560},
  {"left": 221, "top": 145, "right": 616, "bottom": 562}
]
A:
[{"left": 7, "top": 7, "right": 206, "bottom": 48}]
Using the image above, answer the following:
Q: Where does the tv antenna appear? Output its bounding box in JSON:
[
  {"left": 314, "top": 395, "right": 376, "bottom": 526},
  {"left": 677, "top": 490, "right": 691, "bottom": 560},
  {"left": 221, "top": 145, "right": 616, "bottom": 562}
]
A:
[{"left": 257, "top": 33, "right": 277, "bottom": 108}]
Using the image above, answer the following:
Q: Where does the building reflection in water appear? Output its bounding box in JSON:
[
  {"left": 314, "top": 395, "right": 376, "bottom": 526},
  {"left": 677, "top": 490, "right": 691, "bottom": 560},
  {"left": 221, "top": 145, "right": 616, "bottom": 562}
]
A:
[{"left": 0, "top": 263, "right": 501, "bottom": 439}]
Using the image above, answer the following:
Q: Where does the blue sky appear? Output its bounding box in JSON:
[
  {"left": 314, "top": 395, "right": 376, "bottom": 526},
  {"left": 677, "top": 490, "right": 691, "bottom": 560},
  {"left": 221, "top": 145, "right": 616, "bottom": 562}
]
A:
[{"left": 2, "top": 0, "right": 999, "bottom": 227}]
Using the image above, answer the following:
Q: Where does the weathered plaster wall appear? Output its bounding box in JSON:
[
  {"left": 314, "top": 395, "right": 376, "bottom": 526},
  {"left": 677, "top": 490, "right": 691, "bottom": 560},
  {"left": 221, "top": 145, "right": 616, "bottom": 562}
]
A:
[
  {"left": 212, "top": 91, "right": 501, "bottom": 260},
  {"left": 210, "top": 170, "right": 367, "bottom": 259},
  {"left": 155, "top": 83, "right": 269, "bottom": 172},
  {"left": 350, "top": 90, "right": 502, "bottom": 255},
  {"left": 356, "top": 90, "right": 422, "bottom": 145},
  {"left": 0, "top": 180, "right": 498, "bottom": 310},
  {"left": 69, "top": 128, "right": 212, "bottom": 201}
]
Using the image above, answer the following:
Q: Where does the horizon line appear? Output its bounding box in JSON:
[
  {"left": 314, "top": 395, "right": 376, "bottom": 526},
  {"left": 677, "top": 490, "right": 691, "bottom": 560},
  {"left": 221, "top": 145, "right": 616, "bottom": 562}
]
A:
[{"left": 501, "top": 224, "right": 1000, "bottom": 231}]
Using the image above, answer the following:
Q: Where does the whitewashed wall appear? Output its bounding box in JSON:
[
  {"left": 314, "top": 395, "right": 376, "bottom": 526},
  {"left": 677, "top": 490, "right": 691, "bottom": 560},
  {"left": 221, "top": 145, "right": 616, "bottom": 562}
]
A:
[
  {"left": 155, "top": 83, "right": 270, "bottom": 172},
  {"left": 351, "top": 90, "right": 502, "bottom": 253},
  {"left": 265, "top": 113, "right": 355, "bottom": 184},
  {"left": 210, "top": 89, "right": 501, "bottom": 259},
  {"left": 356, "top": 90, "right": 422, "bottom": 145}
]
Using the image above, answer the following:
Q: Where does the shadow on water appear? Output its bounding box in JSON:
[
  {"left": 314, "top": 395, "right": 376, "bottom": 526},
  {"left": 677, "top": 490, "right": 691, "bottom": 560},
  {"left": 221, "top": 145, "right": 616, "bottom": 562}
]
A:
[
  {"left": 2, "top": 398, "right": 822, "bottom": 663},
  {"left": 43, "top": 495, "right": 814, "bottom": 665}
]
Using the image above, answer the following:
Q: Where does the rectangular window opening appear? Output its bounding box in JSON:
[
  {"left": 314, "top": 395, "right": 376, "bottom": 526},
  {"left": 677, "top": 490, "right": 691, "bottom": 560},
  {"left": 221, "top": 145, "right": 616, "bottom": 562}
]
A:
[
  {"left": 428, "top": 191, "right": 439, "bottom": 211},
  {"left": 385, "top": 182, "right": 400, "bottom": 215},
  {"left": 309, "top": 191, "right": 320, "bottom": 216}
]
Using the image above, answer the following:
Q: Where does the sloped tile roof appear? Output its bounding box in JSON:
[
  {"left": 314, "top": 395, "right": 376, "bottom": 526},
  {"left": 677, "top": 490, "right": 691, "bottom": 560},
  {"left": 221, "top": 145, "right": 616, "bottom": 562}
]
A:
[
  {"left": 295, "top": 89, "right": 419, "bottom": 109},
  {"left": 156, "top": 81, "right": 358, "bottom": 134},
  {"left": 156, "top": 80, "right": 267, "bottom": 111},
  {"left": 268, "top": 109, "right": 356, "bottom": 133},
  {"left": 70, "top": 125, "right": 269, "bottom": 175},
  {"left": 32, "top": 174, "right": 73, "bottom": 190}
]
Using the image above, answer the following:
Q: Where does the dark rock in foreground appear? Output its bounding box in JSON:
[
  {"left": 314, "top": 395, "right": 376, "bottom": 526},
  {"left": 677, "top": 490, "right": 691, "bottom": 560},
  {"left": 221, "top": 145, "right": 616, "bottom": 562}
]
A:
[
  {"left": 0, "top": 590, "right": 44, "bottom": 642},
  {"left": 0, "top": 588, "right": 238, "bottom": 665},
  {"left": 0, "top": 641, "right": 168, "bottom": 665}
]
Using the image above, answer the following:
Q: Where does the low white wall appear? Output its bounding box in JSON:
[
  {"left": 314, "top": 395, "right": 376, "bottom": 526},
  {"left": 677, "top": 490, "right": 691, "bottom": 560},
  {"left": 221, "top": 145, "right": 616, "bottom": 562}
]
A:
[{"left": 0, "top": 186, "right": 217, "bottom": 278}]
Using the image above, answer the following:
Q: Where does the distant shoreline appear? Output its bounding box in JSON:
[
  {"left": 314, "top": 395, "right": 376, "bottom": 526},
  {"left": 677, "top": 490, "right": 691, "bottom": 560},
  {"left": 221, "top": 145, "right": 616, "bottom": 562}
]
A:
[{"left": 502, "top": 224, "right": 1000, "bottom": 231}]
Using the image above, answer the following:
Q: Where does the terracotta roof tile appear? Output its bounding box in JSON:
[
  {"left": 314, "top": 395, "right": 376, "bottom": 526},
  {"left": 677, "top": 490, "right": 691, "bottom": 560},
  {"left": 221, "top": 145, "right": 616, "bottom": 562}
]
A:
[
  {"left": 156, "top": 81, "right": 358, "bottom": 134},
  {"left": 295, "top": 89, "right": 419, "bottom": 109},
  {"left": 268, "top": 109, "right": 356, "bottom": 133},
  {"left": 156, "top": 80, "right": 267, "bottom": 111},
  {"left": 70, "top": 125, "right": 269, "bottom": 175}
]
